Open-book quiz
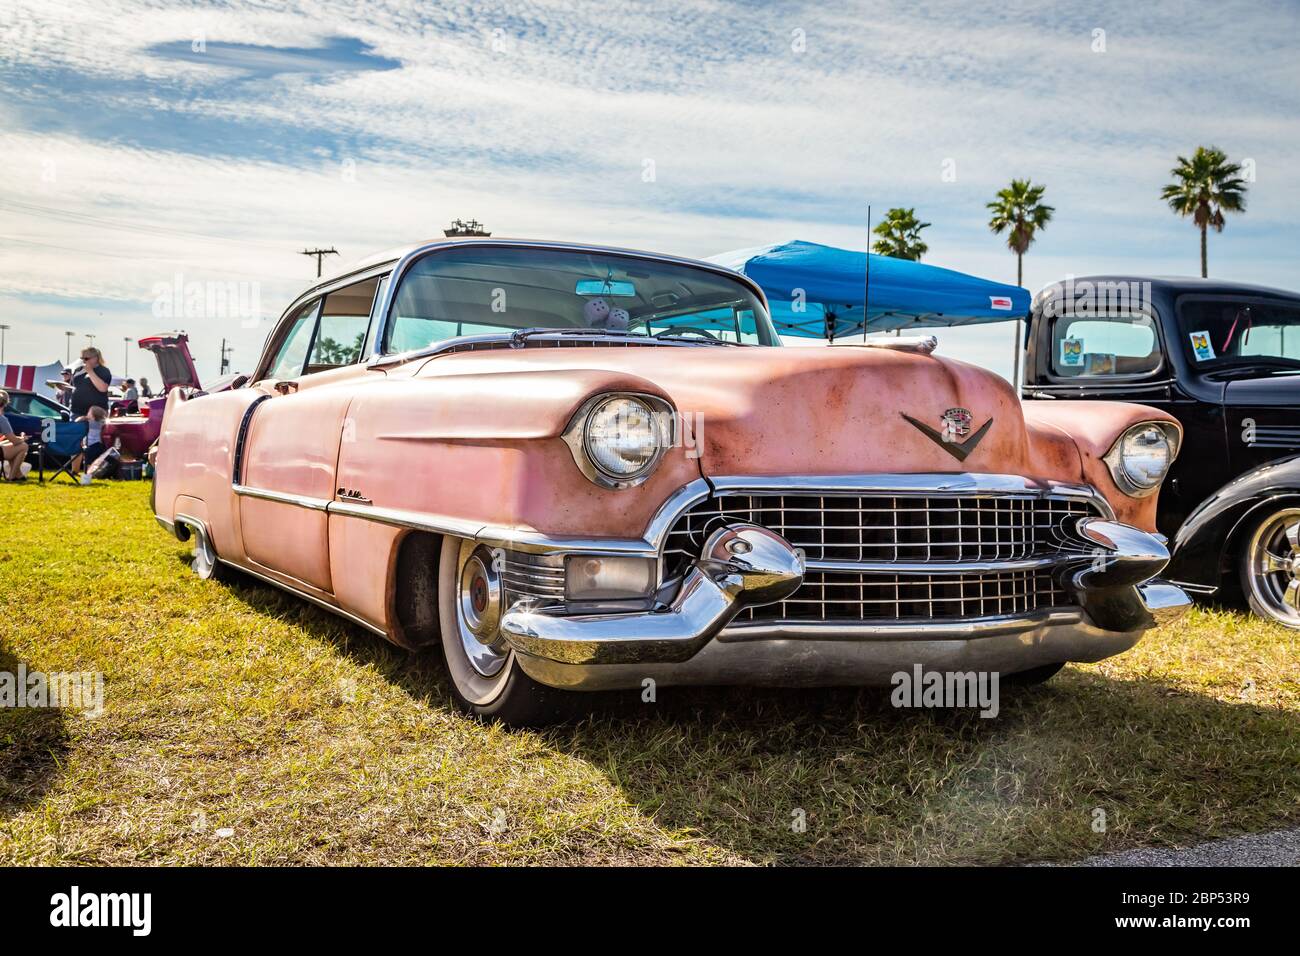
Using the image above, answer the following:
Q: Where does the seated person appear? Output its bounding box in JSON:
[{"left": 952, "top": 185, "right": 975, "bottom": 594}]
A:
[
  {"left": 0, "top": 390, "right": 30, "bottom": 481},
  {"left": 71, "top": 405, "right": 108, "bottom": 473}
]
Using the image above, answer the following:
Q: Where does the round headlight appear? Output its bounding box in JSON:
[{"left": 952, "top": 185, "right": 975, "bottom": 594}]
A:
[
  {"left": 1118, "top": 425, "right": 1172, "bottom": 490},
  {"left": 583, "top": 396, "right": 663, "bottom": 480}
]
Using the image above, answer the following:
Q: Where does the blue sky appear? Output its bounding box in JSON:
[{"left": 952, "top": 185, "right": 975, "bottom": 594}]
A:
[{"left": 2, "top": 0, "right": 1298, "bottom": 380}]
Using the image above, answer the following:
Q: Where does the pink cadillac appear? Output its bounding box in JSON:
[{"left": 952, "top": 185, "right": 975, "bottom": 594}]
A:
[{"left": 153, "top": 239, "right": 1191, "bottom": 723}]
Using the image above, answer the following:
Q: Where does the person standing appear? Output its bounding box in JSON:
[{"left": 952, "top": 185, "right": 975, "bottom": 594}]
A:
[
  {"left": 70, "top": 346, "right": 111, "bottom": 417},
  {"left": 138, "top": 376, "right": 153, "bottom": 398}
]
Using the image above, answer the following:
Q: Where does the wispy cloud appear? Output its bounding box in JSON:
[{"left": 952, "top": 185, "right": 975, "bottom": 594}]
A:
[{"left": 1, "top": 0, "right": 1297, "bottom": 380}]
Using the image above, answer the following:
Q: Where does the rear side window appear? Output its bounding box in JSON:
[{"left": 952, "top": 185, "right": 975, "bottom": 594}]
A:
[
  {"left": 1051, "top": 314, "right": 1162, "bottom": 377},
  {"left": 306, "top": 276, "right": 381, "bottom": 372}
]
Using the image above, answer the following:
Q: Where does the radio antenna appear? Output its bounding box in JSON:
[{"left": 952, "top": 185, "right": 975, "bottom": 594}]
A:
[{"left": 863, "top": 204, "right": 872, "bottom": 342}]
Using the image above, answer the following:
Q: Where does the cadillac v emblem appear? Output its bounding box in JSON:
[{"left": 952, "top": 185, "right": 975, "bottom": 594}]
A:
[
  {"left": 901, "top": 407, "right": 993, "bottom": 462},
  {"left": 940, "top": 407, "right": 973, "bottom": 438}
]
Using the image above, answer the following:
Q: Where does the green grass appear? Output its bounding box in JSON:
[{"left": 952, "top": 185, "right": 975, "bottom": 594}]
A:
[{"left": 1, "top": 480, "right": 1297, "bottom": 865}]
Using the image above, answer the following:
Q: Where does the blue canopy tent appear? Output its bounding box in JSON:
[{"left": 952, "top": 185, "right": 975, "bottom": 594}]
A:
[{"left": 711, "top": 240, "right": 1030, "bottom": 341}]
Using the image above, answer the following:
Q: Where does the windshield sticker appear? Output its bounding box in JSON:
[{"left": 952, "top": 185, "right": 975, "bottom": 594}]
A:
[
  {"left": 1085, "top": 353, "right": 1116, "bottom": 375},
  {"left": 1189, "top": 330, "right": 1216, "bottom": 361},
  {"left": 1060, "top": 337, "right": 1084, "bottom": 366}
]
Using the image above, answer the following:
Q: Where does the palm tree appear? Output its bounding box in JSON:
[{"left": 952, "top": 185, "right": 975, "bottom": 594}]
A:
[
  {"left": 986, "top": 179, "right": 1054, "bottom": 286},
  {"left": 871, "top": 207, "right": 931, "bottom": 261},
  {"left": 1160, "top": 146, "right": 1247, "bottom": 278}
]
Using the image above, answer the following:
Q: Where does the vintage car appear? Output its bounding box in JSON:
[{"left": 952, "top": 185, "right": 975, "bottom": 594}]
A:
[
  {"left": 1024, "top": 275, "right": 1300, "bottom": 628},
  {"left": 1, "top": 388, "right": 71, "bottom": 436},
  {"left": 153, "top": 239, "right": 1191, "bottom": 723},
  {"left": 103, "top": 333, "right": 209, "bottom": 458}
]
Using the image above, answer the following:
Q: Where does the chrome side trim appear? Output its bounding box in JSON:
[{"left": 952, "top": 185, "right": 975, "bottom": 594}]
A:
[
  {"left": 328, "top": 499, "right": 486, "bottom": 540},
  {"left": 233, "top": 484, "right": 331, "bottom": 511}
]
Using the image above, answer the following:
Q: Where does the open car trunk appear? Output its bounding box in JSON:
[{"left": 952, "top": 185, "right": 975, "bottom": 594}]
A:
[{"left": 139, "top": 333, "right": 200, "bottom": 391}]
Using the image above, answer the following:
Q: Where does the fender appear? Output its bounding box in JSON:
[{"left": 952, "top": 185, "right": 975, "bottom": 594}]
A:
[{"left": 1166, "top": 452, "right": 1300, "bottom": 592}]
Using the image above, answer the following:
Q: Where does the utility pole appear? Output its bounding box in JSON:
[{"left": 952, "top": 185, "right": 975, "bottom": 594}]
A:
[
  {"left": 300, "top": 247, "right": 339, "bottom": 277},
  {"left": 123, "top": 336, "right": 131, "bottom": 376},
  {"left": 65, "top": 330, "right": 74, "bottom": 365},
  {"left": 220, "top": 338, "right": 232, "bottom": 375},
  {"left": 0, "top": 324, "right": 9, "bottom": 364}
]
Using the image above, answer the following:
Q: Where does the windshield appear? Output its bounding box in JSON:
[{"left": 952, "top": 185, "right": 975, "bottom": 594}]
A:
[
  {"left": 1051, "top": 313, "right": 1162, "bottom": 377},
  {"left": 383, "top": 245, "right": 778, "bottom": 353},
  {"left": 1178, "top": 298, "right": 1300, "bottom": 367}
]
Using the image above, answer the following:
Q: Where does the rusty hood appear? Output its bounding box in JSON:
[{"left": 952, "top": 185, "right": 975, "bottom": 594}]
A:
[{"left": 412, "top": 343, "right": 1084, "bottom": 484}]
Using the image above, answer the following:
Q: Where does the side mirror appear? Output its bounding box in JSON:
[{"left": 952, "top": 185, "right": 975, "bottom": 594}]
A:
[{"left": 231, "top": 374, "right": 249, "bottom": 390}]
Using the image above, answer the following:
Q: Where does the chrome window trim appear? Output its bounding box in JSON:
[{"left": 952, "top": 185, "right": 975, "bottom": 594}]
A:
[
  {"left": 365, "top": 238, "right": 775, "bottom": 367},
  {"left": 255, "top": 262, "right": 398, "bottom": 382}
]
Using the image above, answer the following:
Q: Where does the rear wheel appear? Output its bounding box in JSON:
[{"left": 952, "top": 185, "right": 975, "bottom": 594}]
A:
[
  {"left": 436, "top": 536, "right": 575, "bottom": 724},
  {"left": 183, "top": 519, "right": 231, "bottom": 582},
  {"left": 1239, "top": 506, "right": 1300, "bottom": 629}
]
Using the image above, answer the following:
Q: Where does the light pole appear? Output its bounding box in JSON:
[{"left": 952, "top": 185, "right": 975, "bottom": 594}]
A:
[
  {"left": 0, "top": 324, "right": 9, "bottom": 364},
  {"left": 65, "top": 331, "right": 74, "bottom": 365},
  {"left": 123, "top": 336, "right": 131, "bottom": 376}
]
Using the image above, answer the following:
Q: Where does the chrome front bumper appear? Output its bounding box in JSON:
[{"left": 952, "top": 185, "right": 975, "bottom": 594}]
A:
[{"left": 497, "top": 516, "right": 1193, "bottom": 691}]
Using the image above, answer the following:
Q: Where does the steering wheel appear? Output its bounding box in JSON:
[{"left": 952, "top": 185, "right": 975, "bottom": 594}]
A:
[{"left": 654, "top": 326, "right": 718, "bottom": 341}]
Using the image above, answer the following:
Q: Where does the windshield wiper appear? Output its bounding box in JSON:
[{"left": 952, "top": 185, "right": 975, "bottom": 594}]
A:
[{"left": 507, "top": 327, "right": 734, "bottom": 347}]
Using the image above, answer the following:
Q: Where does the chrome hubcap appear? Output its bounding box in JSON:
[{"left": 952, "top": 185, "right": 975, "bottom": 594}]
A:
[
  {"left": 1249, "top": 509, "right": 1300, "bottom": 623},
  {"left": 456, "top": 543, "right": 509, "bottom": 678}
]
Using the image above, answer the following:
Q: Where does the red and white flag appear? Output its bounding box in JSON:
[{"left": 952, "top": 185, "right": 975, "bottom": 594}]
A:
[
  {"left": 0, "top": 360, "right": 65, "bottom": 399},
  {"left": 989, "top": 296, "right": 1014, "bottom": 311}
]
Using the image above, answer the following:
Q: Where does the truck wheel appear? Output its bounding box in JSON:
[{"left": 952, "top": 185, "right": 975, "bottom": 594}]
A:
[
  {"left": 436, "top": 536, "right": 575, "bottom": 725},
  {"left": 1239, "top": 506, "right": 1300, "bottom": 629}
]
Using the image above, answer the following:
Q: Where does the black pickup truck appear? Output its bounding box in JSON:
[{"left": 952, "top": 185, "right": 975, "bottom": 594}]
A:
[{"left": 1023, "top": 275, "right": 1300, "bottom": 628}]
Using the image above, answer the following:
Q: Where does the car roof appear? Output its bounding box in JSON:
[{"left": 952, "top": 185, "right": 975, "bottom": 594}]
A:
[
  {"left": 1037, "top": 274, "right": 1300, "bottom": 301},
  {"left": 303, "top": 237, "right": 753, "bottom": 299}
]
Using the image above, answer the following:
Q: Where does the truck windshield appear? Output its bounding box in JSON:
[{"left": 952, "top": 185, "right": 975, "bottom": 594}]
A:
[
  {"left": 383, "top": 245, "right": 778, "bottom": 353},
  {"left": 1178, "top": 298, "right": 1300, "bottom": 367}
]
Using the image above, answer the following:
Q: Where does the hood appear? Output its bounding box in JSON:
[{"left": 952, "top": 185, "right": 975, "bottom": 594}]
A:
[
  {"left": 414, "top": 343, "right": 1079, "bottom": 483},
  {"left": 139, "top": 333, "right": 200, "bottom": 391},
  {"left": 1221, "top": 369, "right": 1300, "bottom": 406}
]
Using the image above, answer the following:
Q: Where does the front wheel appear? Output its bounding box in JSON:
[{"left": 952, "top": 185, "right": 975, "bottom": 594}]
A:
[
  {"left": 436, "top": 536, "right": 576, "bottom": 724},
  {"left": 1239, "top": 506, "right": 1300, "bottom": 629}
]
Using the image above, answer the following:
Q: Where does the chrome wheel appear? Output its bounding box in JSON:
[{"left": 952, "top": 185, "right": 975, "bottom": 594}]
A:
[
  {"left": 438, "top": 537, "right": 513, "bottom": 706},
  {"left": 1243, "top": 507, "right": 1300, "bottom": 629}
]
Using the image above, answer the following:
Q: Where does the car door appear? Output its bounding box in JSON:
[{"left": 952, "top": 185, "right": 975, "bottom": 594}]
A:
[{"left": 237, "top": 275, "right": 384, "bottom": 592}]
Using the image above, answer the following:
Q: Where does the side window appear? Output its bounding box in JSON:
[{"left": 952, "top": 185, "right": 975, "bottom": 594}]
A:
[
  {"left": 307, "top": 276, "right": 382, "bottom": 372},
  {"left": 1051, "top": 314, "right": 1162, "bottom": 378},
  {"left": 265, "top": 301, "right": 319, "bottom": 381}
]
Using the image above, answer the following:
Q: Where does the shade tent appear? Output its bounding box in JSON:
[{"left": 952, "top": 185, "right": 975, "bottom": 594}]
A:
[{"left": 711, "top": 240, "right": 1030, "bottom": 340}]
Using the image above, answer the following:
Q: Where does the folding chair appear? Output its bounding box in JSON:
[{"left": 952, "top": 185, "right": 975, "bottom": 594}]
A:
[{"left": 36, "top": 420, "right": 89, "bottom": 484}]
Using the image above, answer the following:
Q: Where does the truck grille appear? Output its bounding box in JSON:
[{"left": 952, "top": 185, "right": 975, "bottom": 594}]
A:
[{"left": 664, "top": 491, "right": 1098, "bottom": 622}]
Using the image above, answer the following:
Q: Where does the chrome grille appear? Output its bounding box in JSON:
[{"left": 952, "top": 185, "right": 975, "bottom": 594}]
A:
[
  {"left": 665, "top": 493, "right": 1096, "bottom": 568},
  {"left": 500, "top": 550, "right": 565, "bottom": 602},
  {"left": 734, "top": 568, "right": 1072, "bottom": 622},
  {"left": 664, "top": 491, "right": 1099, "bottom": 622}
]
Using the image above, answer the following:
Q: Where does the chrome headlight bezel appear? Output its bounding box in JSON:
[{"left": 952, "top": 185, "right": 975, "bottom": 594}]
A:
[
  {"left": 562, "top": 392, "right": 674, "bottom": 489},
  {"left": 1103, "top": 421, "right": 1181, "bottom": 498}
]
